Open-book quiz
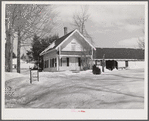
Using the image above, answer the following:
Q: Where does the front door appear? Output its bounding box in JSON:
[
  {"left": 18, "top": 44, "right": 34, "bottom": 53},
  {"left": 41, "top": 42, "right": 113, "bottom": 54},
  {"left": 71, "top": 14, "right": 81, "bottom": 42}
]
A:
[{"left": 70, "top": 57, "right": 76, "bottom": 70}]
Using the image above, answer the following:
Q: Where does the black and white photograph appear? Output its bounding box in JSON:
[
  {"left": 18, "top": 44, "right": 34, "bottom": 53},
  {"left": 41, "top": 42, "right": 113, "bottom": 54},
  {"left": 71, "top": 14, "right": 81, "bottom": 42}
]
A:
[{"left": 2, "top": 1, "right": 148, "bottom": 120}]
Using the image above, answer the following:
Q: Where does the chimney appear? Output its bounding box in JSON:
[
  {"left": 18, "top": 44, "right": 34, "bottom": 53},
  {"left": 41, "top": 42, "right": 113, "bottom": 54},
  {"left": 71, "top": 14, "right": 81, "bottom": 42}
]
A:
[{"left": 64, "top": 27, "right": 67, "bottom": 35}]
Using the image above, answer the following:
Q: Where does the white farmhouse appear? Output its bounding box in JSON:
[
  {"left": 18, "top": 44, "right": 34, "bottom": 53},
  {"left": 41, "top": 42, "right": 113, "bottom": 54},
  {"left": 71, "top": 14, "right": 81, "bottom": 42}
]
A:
[{"left": 40, "top": 27, "right": 96, "bottom": 71}]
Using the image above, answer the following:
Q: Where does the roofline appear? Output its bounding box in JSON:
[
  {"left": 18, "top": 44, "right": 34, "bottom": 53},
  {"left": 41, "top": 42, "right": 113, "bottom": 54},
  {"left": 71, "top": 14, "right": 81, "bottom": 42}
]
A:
[
  {"left": 93, "top": 59, "right": 144, "bottom": 61},
  {"left": 39, "top": 40, "right": 56, "bottom": 56},
  {"left": 95, "top": 47, "right": 144, "bottom": 50},
  {"left": 75, "top": 29, "right": 96, "bottom": 50},
  {"left": 55, "top": 29, "right": 96, "bottom": 50},
  {"left": 55, "top": 29, "right": 76, "bottom": 50},
  {"left": 40, "top": 48, "right": 56, "bottom": 56}
]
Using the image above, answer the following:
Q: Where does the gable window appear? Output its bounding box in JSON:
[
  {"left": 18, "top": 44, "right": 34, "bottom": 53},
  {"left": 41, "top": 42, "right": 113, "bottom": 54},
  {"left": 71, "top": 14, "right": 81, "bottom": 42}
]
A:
[{"left": 71, "top": 42, "right": 76, "bottom": 51}]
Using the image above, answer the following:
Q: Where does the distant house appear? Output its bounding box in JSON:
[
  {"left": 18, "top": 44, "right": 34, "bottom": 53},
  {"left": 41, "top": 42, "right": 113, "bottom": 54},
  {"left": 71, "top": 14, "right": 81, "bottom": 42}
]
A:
[
  {"left": 93, "top": 48, "right": 144, "bottom": 70},
  {"left": 40, "top": 27, "right": 96, "bottom": 72}
]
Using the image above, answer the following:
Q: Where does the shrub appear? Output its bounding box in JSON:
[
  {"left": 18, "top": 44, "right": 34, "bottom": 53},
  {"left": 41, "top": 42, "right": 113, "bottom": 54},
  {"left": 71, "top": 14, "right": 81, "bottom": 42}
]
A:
[{"left": 92, "top": 64, "right": 101, "bottom": 75}]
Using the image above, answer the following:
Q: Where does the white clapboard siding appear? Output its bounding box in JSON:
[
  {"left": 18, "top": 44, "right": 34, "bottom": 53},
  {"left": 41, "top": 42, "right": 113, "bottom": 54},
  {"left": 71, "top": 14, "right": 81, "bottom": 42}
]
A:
[{"left": 62, "top": 39, "right": 83, "bottom": 51}]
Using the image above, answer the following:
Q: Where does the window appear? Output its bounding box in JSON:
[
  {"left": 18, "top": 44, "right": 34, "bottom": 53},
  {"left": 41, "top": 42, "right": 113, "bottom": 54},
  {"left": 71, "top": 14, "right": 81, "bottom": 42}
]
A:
[
  {"left": 44, "top": 61, "right": 45, "bottom": 68},
  {"left": 125, "top": 61, "right": 128, "bottom": 67},
  {"left": 55, "top": 58, "right": 57, "bottom": 67},
  {"left": 60, "top": 58, "right": 62, "bottom": 66},
  {"left": 44, "top": 60, "right": 49, "bottom": 68},
  {"left": 71, "top": 42, "right": 76, "bottom": 51},
  {"left": 50, "top": 58, "right": 57, "bottom": 67},
  {"left": 67, "top": 57, "right": 69, "bottom": 66},
  {"left": 50, "top": 59, "right": 51, "bottom": 67},
  {"left": 78, "top": 57, "right": 81, "bottom": 66},
  {"left": 61, "top": 58, "right": 67, "bottom": 66},
  {"left": 47, "top": 60, "right": 49, "bottom": 68},
  {"left": 52, "top": 58, "right": 54, "bottom": 67}
]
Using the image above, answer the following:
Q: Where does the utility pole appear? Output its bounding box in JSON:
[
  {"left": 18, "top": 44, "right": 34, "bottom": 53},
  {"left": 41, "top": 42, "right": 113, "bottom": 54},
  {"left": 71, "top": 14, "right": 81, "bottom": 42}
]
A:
[{"left": 102, "top": 54, "right": 105, "bottom": 72}]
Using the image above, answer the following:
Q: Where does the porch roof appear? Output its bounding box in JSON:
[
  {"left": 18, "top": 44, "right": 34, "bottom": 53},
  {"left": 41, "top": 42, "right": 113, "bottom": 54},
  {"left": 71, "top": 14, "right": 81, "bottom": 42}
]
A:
[{"left": 60, "top": 51, "right": 92, "bottom": 55}]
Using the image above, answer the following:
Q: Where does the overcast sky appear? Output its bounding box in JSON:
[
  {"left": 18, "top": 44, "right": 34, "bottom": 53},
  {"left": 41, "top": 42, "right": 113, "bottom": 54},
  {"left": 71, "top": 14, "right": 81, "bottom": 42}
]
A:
[
  {"left": 13, "top": 2, "right": 146, "bottom": 55},
  {"left": 53, "top": 3, "right": 145, "bottom": 48}
]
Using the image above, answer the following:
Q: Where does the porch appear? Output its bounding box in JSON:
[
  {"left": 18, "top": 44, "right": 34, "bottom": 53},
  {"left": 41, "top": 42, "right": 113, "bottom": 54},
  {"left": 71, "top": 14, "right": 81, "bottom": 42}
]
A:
[{"left": 58, "top": 56, "right": 92, "bottom": 71}]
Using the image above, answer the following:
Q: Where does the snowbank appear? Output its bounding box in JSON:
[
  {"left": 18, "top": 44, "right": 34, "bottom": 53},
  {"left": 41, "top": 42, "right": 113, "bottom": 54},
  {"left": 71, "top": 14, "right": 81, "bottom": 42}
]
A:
[
  {"left": 5, "top": 72, "right": 26, "bottom": 81},
  {"left": 13, "top": 58, "right": 25, "bottom": 64},
  {"left": 97, "top": 66, "right": 118, "bottom": 73},
  {"left": 21, "top": 63, "right": 34, "bottom": 69},
  {"left": 13, "top": 58, "right": 34, "bottom": 69},
  {"left": 128, "top": 61, "right": 144, "bottom": 69}
]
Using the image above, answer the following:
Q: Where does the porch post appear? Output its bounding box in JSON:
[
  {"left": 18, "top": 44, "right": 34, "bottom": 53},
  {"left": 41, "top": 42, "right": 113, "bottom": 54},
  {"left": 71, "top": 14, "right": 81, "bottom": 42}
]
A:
[
  {"left": 92, "top": 48, "right": 94, "bottom": 60},
  {"left": 57, "top": 55, "right": 59, "bottom": 71},
  {"left": 91, "top": 48, "right": 94, "bottom": 69}
]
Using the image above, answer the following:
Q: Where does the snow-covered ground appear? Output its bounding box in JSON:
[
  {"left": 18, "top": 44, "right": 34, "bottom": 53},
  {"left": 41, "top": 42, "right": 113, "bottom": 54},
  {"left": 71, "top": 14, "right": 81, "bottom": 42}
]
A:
[
  {"left": 5, "top": 68, "right": 144, "bottom": 109},
  {"left": 13, "top": 58, "right": 34, "bottom": 69}
]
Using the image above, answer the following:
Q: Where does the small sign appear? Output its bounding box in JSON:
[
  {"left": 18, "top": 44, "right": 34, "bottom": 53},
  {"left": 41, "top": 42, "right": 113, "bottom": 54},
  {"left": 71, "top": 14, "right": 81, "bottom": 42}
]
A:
[{"left": 30, "top": 69, "right": 39, "bottom": 84}]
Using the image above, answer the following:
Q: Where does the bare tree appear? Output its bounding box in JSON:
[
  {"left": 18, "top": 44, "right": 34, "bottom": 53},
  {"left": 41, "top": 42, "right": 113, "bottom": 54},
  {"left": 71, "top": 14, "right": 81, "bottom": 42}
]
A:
[
  {"left": 138, "top": 30, "right": 145, "bottom": 49},
  {"left": 138, "top": 27, "right": 145, "bottom": 50},
  {"left": 138, "top": 38, "right": 145, "bottom": 49},
  {"left": 72, "top": 6, "right": 94, "bottom": 70},
  {"left": 5, "top": 4, "right": 18, "bottom": 72},
  {"left": 5, "top": 4, "right": 58, "bottom": 73}
]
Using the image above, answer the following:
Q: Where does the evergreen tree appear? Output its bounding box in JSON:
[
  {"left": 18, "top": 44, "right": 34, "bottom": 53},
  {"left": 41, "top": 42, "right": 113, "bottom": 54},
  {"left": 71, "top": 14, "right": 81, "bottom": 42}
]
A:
[
  {"left": 13, "top": 52, "right": 17, "bottom": 58},
  {"left": 28, "top": 34, "right": 59, "bottom": 70}
]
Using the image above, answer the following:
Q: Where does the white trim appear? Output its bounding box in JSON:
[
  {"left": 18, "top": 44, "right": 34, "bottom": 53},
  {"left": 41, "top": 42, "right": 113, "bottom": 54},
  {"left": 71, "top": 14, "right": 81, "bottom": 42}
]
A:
[
  {"left": 55, "top": 29, "right": 96, "bottom": 50},
  {"left": 75, "top": 29, "right": 96, "bottom": 50},
  {"left": 40, "top": 29, "right": 96, "bottom": 56},
  {"left": 40, "top": 48, "right": 56, "bottom": 56},
  {"left": 40, "top": 40, "right": 56, "bottom": 56},
  {"left": 93, "top": 59, "right": 144, "bottom": 61},
  {"left": 57, "top": 55, "right": 59, "bottom": 71},
  {"left": 91, "top": 48, "right": 94, "bottom": 60},
  {"left": 60, "top": 55, "right": 91, "bottom": 57}
]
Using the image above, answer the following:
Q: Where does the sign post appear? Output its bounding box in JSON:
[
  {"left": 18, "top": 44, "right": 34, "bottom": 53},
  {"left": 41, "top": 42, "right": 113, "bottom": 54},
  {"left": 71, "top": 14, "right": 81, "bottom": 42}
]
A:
[{"left": 30, "top": 68, "right": 39, "bottom": 84}]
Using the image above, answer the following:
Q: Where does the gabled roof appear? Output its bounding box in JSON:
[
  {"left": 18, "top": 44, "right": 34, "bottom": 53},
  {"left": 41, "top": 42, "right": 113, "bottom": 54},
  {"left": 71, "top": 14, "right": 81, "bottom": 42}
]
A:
[
  {"left": 40, "top": 30, "right": 75, "bottom": 56},
  {"left": 94, "top": 48, "right": 144, "bottom": 60},
  {"left": 40, "top": 29, "right": 96, "bottom": 56}
]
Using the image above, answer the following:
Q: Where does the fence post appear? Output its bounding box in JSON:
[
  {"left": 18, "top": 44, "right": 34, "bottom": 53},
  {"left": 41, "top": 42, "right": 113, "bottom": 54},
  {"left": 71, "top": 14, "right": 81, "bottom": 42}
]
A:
[
  {"left": 37, "top": 69, "right": 39, "bottom": 81},
  {"left": 30, "top": 68, "right": 32, "bottom": 84}
]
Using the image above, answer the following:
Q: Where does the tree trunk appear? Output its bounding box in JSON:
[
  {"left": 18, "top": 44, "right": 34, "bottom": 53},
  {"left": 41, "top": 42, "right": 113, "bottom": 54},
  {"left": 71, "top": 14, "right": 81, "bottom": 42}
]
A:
[
  {"left": 17, "top": 29, "right": 21, "bottom": 73},
  {"left": 5, "top": 21, "right": 12, "bottom": 72}
]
